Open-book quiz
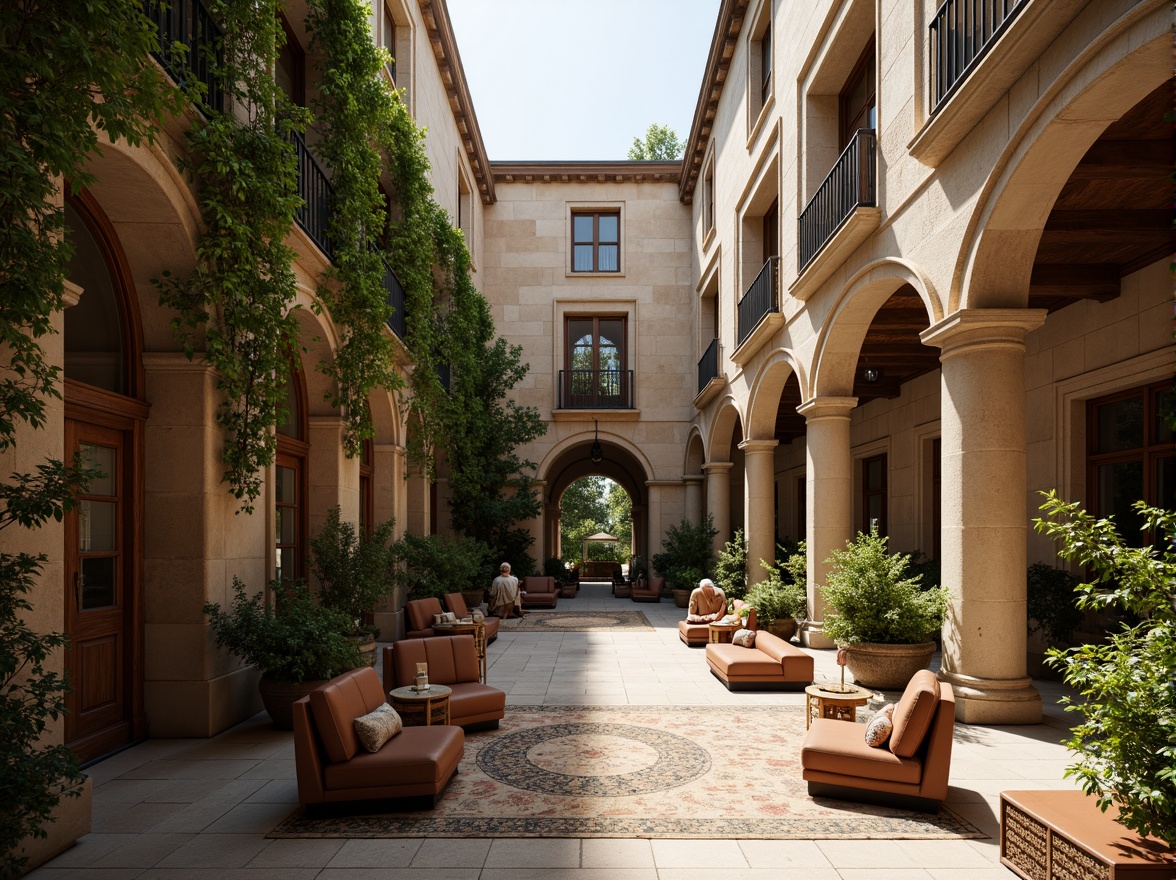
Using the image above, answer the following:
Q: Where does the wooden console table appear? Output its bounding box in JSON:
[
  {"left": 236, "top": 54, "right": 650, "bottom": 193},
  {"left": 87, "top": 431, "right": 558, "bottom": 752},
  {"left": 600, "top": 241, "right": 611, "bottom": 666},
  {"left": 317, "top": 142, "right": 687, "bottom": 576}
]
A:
[{"left": 1001, "top": 790, "right": 1175, "bottom": 879}]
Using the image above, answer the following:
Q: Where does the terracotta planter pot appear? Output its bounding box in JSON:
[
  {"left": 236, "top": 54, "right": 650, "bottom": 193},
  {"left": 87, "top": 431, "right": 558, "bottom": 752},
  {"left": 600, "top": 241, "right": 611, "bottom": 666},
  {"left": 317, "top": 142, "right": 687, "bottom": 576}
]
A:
[
  {"left": 672, "top": 588, "right": 691, "bottom": 608},
  {"left": 461, "top": 588, "right": 485, "bottom": 610},
  {"left": 844, "top": 642, "right": 937, "bottom": 690},
  {"left": 764, "top": 617, "right": 797, "bottom": 641},
  {"left": 356, "top": 639, "right": 378, "bottom": 668},
  {"left": 559, "top": 583, "right": 578, "bottom": 598},
  {"left": 258, "top": 676, "right": 330, "bottom": 731}
]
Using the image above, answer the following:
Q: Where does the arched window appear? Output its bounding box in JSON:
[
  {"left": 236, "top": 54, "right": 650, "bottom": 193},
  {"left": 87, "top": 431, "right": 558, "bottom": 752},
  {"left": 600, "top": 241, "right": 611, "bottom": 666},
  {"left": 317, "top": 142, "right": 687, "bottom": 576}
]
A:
[{"left": 275, "top": 363, "right": 308, "bottom": 583}]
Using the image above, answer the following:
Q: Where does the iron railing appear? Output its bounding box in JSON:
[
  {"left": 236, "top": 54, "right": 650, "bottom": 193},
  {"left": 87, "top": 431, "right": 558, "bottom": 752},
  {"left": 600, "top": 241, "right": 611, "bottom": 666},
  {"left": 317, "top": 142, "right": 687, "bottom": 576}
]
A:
[
  {"left": 381, "top": 258, "right": 406, "bottom": 341},
  {"left": 697, "top": 338, "right": 719, "bottom": 395},
  {"left": 797, "top": 129, "right": 876, "bottom": 271},
  {"left": 291, "top": 131, "right": 333, "bottom": 258},
  {"left": 558, "top": 370, "right": 635, "bottom": 409},
  {"left": 146, "top": 0, "right": 224, "bottom": 113},
  {"left": 737, "top": 257, "right": 779, "bottom": 347},
  {"left": 929, "top": 0, "right": 1028, "bottom": 111}
]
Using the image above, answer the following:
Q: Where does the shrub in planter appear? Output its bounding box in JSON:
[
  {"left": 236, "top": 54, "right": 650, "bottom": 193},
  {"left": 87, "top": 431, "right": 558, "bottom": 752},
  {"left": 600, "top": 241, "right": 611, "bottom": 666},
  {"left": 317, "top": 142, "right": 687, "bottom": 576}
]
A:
[
  {"left": 308, "top": 506, "right": 396, "bottom": 639},
  {"left": 390, "top": 531, "right": 490, "bottom": 600},
  {"left": 714, "top": 529, "right": 748, "bottom": 601},
  {"left": 652, "top": 513, "right": 717, "bottom": 591},
  {"left": 204, "top": 577, "right": 363, "bottom": 730},
  {"left": 746, "top": 547, "right": 808, "bottom": 636},
  {"left": 1034, "top": 491, "right": 1176, "bottom": 848}
]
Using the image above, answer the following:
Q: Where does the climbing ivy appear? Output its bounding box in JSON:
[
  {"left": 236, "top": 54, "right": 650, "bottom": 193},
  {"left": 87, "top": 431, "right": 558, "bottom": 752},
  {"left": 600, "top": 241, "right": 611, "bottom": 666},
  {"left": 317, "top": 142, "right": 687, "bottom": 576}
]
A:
[
  {"left": 157, "top": 0, "right": 309, "bottom": 512},
  {"left": 305, "top": 0, "right": 400, "bottom": 456}
]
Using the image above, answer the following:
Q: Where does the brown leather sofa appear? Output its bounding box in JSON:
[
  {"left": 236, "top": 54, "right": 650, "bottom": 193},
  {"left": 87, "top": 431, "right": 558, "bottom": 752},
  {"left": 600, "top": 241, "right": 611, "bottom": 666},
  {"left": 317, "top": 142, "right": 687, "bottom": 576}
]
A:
[
  {"left": 292, "top": 666, "right": 464, "bottom": 814},
  {"left": 521, "top": 576, "right": 558, "bottom": 608},
  {"left": 705, "top": 629, "right": 813, "bottom": 690},
  {"left": 630, "top": 576, "right": 665, "bottom": 602},
  {"left": 442, "top": 592, "right": 499, "bottom": 642},
  {"left": 404, "top": 597, "right": 444, "bottom": 639},
  {"left": 801, "top": 669, "right": 955, "bottom": 812},
  {"left": 383, "top": 635, "right": 506, "bottom": 731}
]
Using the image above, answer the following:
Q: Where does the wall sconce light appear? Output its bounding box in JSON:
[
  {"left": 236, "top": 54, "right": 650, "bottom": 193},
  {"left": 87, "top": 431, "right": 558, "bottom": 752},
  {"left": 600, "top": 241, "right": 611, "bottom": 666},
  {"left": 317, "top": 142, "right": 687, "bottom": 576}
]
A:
[
  {"left": 863, "top": 367, "right": 882, "bottom": 383},
  {"left": 590, "top": 419, "right": 604, "bottom": 463}
]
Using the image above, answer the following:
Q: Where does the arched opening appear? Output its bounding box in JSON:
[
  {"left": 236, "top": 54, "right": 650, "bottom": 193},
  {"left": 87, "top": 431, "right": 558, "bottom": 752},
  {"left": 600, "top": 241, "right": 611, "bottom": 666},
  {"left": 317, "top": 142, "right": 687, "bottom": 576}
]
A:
[
  {"left": 61, "top": 189, "right": 148, "bottom": 762},
  {"left": 559, "top": 476, "right": 633, "bottom": 580}
]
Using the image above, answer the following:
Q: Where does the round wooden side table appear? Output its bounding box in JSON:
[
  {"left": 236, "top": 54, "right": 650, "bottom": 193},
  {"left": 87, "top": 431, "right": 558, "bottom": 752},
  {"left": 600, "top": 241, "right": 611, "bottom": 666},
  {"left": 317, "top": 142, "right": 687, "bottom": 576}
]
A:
[
  {"left": 804, "top": 683, "right": 873, "bottom": 729},
  {"left": 707, "top": 621, "right": 741, "bottom": 643},
  {"left": 388, "top": 684, "right": 453, "bottom": 726}
]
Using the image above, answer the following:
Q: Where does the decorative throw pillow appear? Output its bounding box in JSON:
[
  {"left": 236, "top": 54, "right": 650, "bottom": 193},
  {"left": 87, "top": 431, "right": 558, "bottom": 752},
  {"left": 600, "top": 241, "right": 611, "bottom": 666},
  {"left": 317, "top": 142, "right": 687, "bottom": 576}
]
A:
[
  {"left": 471, "top": 609, "right": 485, "bottom": 622},
  {"left": 353, "top": 703, "right": 402, "bottom": 753},
  {"left": 432, "top": 611, "right": 457, "bottom": 626},
  {"left": 864, "top": 703, "right": 895, "bottom": 747},
  {"left": 732, "top": 628, "right": 756, "bottom": 647}
]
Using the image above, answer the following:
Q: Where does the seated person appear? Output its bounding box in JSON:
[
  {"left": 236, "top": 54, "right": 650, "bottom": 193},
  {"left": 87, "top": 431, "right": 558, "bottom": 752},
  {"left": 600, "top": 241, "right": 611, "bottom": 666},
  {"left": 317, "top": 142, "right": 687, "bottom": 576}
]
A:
[
  {"left": 685, "top": 578, "right": 727, "bottom": 623},
  {"left": 488, "top": 562, "right": 524, "bottom": 619}
]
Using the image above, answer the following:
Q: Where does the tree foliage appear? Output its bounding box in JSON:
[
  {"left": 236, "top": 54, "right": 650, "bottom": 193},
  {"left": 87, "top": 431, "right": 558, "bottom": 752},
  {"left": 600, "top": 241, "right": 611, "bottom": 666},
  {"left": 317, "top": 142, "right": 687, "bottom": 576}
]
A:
[
  {"left": 627, "top": 123, "right": 685, "bottom": 160},
  {"left": 1034, "top": 491, "right": 1176, "bottom": 847},
  {"left": 390, "top": 532, "right": 490, "bottom": 600},
  {"left": 156, "top": 0, "right": 306, "bottom": 511},
  {"left": 306, "top": 506, "right": 396, "bottom": 633},
  {"left": 652, "top": 514, "right": 718, "bottom": 589},
  {"left": 714, "top": 529, "right": 748, "bottom": 599},
  {"left": 0, "top": 3, "right": 179, "bottom": 871}
]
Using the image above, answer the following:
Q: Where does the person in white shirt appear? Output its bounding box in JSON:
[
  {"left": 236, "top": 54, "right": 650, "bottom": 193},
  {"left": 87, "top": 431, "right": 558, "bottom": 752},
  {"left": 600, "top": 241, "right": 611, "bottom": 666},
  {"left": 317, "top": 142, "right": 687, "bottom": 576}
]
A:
[{"left": 489, "top": 562, "right": 524, "bottom": 618}]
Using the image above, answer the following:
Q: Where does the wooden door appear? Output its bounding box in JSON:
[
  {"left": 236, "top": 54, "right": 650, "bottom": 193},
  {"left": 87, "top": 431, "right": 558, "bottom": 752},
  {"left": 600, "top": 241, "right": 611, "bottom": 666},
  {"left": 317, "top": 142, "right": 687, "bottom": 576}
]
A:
[{"left": 64, "top": 419, "right": 132, "bottom": 760}]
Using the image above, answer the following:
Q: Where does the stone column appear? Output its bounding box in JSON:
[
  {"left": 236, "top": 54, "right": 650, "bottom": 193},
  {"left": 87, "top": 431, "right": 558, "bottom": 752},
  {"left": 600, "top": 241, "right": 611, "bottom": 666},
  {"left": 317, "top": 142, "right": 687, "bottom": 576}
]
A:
[
  {"left": 739, "top": 439, "right": 778, "bottom": 586},
  {"left": 797, "top": 397, "right": 857, "bottom": 649},
  {"left": 702, "top": 461, "right": 733, "bottom": 554},
  {"left": 683, "top": 475, "right": 704, "bottom": 525},
  {"left": 922, "top": 309, "right": 1046, "bottom": 724}
]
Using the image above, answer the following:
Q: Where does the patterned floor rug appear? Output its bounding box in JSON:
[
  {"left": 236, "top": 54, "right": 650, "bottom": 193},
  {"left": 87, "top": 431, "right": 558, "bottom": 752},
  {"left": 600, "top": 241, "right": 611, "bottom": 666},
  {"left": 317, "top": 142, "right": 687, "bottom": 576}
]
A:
[
  {"left": 499, "top": 611, "right": 654, "bottom": 632},
  {"left": 270, "top": 705, "right": 984, "bottom": 840}
]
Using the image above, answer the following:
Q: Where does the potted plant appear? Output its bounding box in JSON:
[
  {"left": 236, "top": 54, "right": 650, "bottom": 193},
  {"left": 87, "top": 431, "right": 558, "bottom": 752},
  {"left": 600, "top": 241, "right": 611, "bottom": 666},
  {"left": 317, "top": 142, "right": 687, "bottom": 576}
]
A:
[
  {"left": 546, "top": 556, "right": 576, "bottom": 597},
  {"left": 714, "top": 529, "right": 749, "bottom": 601},
  {"left": 653, "top": 514, "right": 718, "bottom": 607},
  {"left": 821, "top": 528, "right": 949, "bottom": 689},
  {"left": 1033, "top": 491, "right": 1175, "bottom": 849},
  {"left": 308, "top": 506, "right": 397, "bottom": 664},
  {"left": 746, "top": 542, "right": 808, "bottom": 641},
  {"left": 203, "top": 578, "right": 363, "bottom": 730},
  {"left": 390, "top": 531, "right": 490, "bottom": 602}
]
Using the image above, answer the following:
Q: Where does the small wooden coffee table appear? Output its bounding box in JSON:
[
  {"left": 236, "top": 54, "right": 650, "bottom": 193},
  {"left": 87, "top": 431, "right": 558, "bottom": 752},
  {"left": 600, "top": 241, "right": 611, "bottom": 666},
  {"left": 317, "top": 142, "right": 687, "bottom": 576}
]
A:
[
  {"left": 388, "top": 684, "right": 452, "bottom": 726},
  {"left": 804, "top": 683, "right": 873, "bottom": 729},
  {"left": 708, "top": 621, "right": 742, "bottom": 643}
]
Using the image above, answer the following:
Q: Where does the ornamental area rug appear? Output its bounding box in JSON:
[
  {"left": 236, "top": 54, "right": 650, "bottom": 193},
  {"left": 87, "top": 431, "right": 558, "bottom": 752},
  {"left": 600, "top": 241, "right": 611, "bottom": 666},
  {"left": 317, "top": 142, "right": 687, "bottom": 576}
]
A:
[
  {"left": 270, "top": 705, "right": 984, "bottom": 840},
  {"left": 499, "top": 611, "right": 654, "bottom": 632}
]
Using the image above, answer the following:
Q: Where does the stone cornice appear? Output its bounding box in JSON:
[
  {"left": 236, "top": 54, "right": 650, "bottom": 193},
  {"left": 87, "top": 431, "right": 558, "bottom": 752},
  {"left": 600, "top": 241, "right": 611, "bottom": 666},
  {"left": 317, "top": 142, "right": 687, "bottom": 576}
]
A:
[
  {"left": 418, "top": 0, "right": 495, "bottom": 204},
  {"left": 679, "top": 0, "right": 749, "bottom": 204},
  {"left": 492, "top": 161, "right": 682, "bottom": 185}
]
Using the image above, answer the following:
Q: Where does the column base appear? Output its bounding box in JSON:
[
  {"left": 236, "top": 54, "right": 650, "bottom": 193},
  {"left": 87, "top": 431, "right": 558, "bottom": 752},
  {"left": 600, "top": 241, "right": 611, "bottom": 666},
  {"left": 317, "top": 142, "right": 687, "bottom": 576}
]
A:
[
  {"left": 800, "top": 621, "right": 837, "bottom": 650},
  {"left": 940, "top": 670, "right": 1042, "bottom": 724}
]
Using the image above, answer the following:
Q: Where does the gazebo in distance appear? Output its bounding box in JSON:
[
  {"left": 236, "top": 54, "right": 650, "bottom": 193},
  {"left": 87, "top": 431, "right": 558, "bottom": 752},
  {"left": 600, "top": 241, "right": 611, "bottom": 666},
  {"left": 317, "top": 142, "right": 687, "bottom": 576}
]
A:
[{"left": 580, "top": 532, "right": 620, "bottom": 581}]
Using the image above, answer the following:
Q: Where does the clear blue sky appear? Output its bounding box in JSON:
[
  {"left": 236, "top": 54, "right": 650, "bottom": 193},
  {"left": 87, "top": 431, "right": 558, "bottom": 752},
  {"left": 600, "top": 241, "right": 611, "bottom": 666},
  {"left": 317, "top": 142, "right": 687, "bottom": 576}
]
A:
[{"left": 446, "top": 0, "right": 720, "bottom": 161}]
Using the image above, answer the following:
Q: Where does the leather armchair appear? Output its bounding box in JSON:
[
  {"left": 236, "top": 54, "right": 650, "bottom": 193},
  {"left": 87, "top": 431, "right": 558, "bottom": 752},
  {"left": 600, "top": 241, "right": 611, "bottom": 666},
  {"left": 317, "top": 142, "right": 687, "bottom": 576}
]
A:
[
  {"left": 520, "top": 576, "right": 558, "bottom": 608},
  {"left": 630, "top": 576, "right": 665, "bottom": 602},
  {"left": 442, "top": 592, "right": 499, "bottom": 642},
  {"left": 404, "top": 597, "right": 444, "bottom": 638}
]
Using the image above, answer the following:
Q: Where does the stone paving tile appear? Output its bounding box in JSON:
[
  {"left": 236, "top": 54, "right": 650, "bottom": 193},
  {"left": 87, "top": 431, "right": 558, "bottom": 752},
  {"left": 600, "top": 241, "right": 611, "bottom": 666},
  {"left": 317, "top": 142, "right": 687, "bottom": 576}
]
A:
[
  {"left": 244, "top": 837, "right": 346, "bottom": 867},
  {"left": 484, "top": 838, "right": 581, "bottom": 868},
  {"left": 324, "top": 837, "right": 423, "bottom": 867}
]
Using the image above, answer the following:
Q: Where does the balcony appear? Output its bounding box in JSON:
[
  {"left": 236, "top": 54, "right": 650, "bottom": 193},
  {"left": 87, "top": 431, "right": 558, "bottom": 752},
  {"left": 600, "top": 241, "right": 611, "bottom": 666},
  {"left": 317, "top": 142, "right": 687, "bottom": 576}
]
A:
[
  {"left": 291, "top": 131, "right": 333, "bottom": 259},
  {"left": 930, "top": 0, "right": 1028, "bottom": 112},
  {"left": 798, "top": 129, "right": 876, "bottom": 272},
  {"left": 382, "top": 258, "right": 406, "bottom": 341},
  {"left": 558, "top": 370, "right": 634, "bottom": 410},
  {"left": 737, "top": 257, "right": 779, "bottom": 348},
  {"left": 146, "top": 0, "right": 224, "bottom": 113},
  {"left": 694, "top": 338, "right": 725, "bottom": 408}
]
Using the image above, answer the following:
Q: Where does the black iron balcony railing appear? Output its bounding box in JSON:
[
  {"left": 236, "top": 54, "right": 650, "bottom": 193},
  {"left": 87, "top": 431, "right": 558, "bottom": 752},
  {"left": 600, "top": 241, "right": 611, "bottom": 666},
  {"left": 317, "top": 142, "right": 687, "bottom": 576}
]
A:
[
  {"left": 146, "top": 0, "right": 224, "bottom": 113},
  {"left": 737, "top": 256, "right": 779, "bottom": 347},
  {"left": 697, "top": 338, "right": 719, "bottom": 396},
  {"left": 558, "top": 369, "right": 635, "bottom": 409},
  {"left": 381, "top": 257, "right": 406, "bottom": 341},
  {"left": 291, "top": 131, "right": 333, "bottom": 258},
  {"left": 929, "top": 0, "right": 1028, "bottom": 111},
  {"left": 797, "top": 128, "right": 876, "bottom": 271}
]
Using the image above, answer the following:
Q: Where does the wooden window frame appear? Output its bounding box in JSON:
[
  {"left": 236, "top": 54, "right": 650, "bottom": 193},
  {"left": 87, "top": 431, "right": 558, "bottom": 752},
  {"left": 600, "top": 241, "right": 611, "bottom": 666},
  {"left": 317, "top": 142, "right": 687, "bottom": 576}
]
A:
[
  {"left": 275, "top": 365, "right": 308, "bottom": 583},
  {"left": 277, "top": 14, "right": 306, "bottom": 108},
  {"left": 570, "top": 210, "right": 621, "bottom": 273},
  {"left": 861, "top": 452, "right": 887, "bottom": 536},
  {"left": 359, "top": 437, "right": 375, "bottom": 535},
  {"left": 839, "top": 39, "right": 877, "bottom": 150}
]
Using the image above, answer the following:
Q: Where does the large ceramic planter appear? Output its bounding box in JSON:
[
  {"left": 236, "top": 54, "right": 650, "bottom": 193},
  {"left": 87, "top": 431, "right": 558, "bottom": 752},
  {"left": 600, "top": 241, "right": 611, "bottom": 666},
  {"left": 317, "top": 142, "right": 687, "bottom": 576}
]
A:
[
  {"left": 672, "top": 588, "right": 691, "bottom": 608},
  {"left": 844, "top": 642, "right": 936, "bottom": 690},
  {"left": 461, "top": 588, "right": 485, "bottom": 610},
  {"left": 764, "top": 617, "right": 797, "bottom": 641},
  {"left": 258, "top": 676, "right": 330, "bottom": 731}
]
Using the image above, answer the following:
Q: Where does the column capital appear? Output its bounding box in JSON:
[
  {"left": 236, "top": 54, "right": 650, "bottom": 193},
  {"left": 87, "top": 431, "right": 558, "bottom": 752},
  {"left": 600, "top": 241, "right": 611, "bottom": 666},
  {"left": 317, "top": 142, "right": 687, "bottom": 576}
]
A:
[
  {"left": 63, "top": 279, "right": 84, "bottom": 308},
  {"left": 681, "top": 474, "right": 704, "bottom": 485},
  {"left": 702, "top": 461, "right": 735, "bottom": 474},
  {"left": 797, "top": 396, "right": 858, "bottom": 421},
  {"left": 738, "top": 438, "right": 779, "bottom": 454},
  {"left": 920, "top": 308, "right": 1047, "bottom": 354}
]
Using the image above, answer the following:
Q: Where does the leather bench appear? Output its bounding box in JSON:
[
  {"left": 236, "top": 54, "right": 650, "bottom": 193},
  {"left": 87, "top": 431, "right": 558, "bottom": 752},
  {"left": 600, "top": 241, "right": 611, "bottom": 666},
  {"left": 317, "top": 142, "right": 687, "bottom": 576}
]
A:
[
  {"left": 383, "top": 635, "right": 506, "bottom": 731},
  {"left": 801, "top": 669, "right": 955, "bottom": 812},
  {"left": 705, "top": 629, "right": 813, "bottom": 690},
  {"left": 292, "top": 666, "right": 464, "bottom": 814}
]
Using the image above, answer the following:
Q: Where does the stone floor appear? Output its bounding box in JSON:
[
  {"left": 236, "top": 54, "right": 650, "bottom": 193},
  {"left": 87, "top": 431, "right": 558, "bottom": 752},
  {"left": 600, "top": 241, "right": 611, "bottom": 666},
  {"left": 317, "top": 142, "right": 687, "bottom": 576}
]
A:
[{"left": 29, "top": 584, "right": 1082, "bottom": 879}]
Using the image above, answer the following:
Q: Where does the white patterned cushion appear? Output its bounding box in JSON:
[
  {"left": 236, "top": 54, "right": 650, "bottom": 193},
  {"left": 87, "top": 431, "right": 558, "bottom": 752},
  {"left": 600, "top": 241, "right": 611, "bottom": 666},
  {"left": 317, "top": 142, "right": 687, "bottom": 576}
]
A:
[
  {"left": 354, "top": 703, "right": 402, "bottom": 753},
  {"left": 864, "top": 703, "right": 895, "bottom": 748},
  {"left": 432, "top": 611, "right": 458, "bottom": 626},
  {"left": 732, "top": 628, "right": 756, "bottom": 648}
]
